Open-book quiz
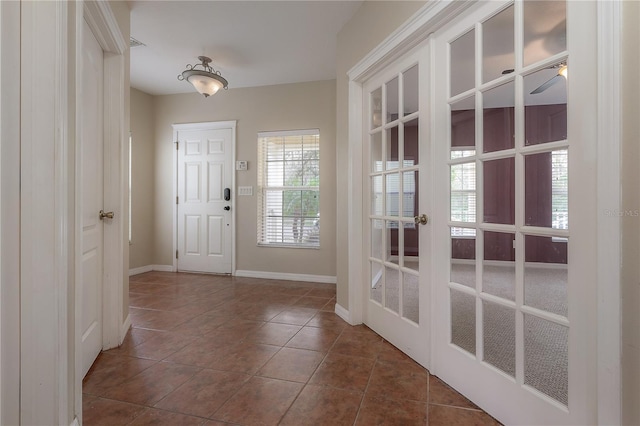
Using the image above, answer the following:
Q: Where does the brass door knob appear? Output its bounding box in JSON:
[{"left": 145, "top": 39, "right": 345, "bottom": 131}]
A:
[
  {"left": 99, "top": 210, "right": 115, "bottom": 220},
  {"left": 414, "top": 214, "right": 428, "bottom": 225}
]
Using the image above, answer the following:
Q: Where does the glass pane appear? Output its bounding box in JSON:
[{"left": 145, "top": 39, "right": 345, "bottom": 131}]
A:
[
  {"left": 451, "top": 162, "right": 476, "bottom": 223},
  {"left": 371, "top": 132, "right": 383, "bottom": 172},
  {"left": 386, "top": 220, "right": 399, "bottom": 265},
  {"left": 371, "top": 219, "right": 384, "bottom": 260},
  {"left": 402, "top": 171, "right": 418, "bottom": 218},
  {"left": 371, "top": 87, "right": 382, "bottom": 129},
  {"left": 404, "top": 118, "right": 419, "bottom": 166},
  {"left": 525, "top": 150, "right": 568, "bottom": 229},
  {"left": 483, "top": 301, "right": 515, "bottom": 377},
  {"left": 483, "top": 5, "right": 514, "bottom": 84},
  {"left": 386, "top": 174, "right": 400, "bottom": 216},
  {"left": 483, "top": 157, "right": 515, "bottom": 225},
  {"left": 483, "top": 231, "right": 515, "bottom": 301},
  {"left": 386, "top": 127, "right": 399, "bottom": 170},
  {"left": 266, "top": 161, "right": 284, "bottom": 186},
  {"left": 370, "top": 262, "right": 383, "bottom": 304},
  {"left": 403, "top": 65, "right": 419, "bottom": 116},
  {"left": 403, "top": 222, "right": 419, "bottom": 271},
  {"left": 483, "top": 81, "right": 515, "bottom": 153},
  {"left": 451, "top": 227, "right": 476, "bottom": 289},
  {"left": 371, "top": 175, "right": 383, "bottom": 216},
  {"left": 284, "top": 161, "right": 303, "bottom": 186},
  {"left": 450, "top": 29, "right": 475, "bottom": 96},
  {"left": 386, "top": 76, "right": 399, "bottom": 123},
  {"left": 523, "top": 1, "right": 567, "bottom": 67},
  {"left": 524, "top": 314, "right": 568, "bottom": 406},
  {"left": 385, "top": 266, "right": 400, "bottom": 313},
  {"left": 403, "top": 272, "right": 419, "bottom": 324},
  {"left": 451, "top": 96, "right": 476, "bottom": 159},
  {"left": 451, "top": 289, "right": 476, "bottom": 355},
  {"left": 525, "top": 235, "right": 568, "bottom": 317},
  {"left": 524, "top": 65, "right": 567, "bottom": 145}
]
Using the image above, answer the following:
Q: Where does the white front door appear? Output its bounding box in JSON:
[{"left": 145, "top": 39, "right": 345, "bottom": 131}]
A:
[
  {"left": 176, "top": 124, "right": 234, "bottom": 274},
  {"left": 362, "top": 46, "right": 431, "bottom": 367},
  {"left": 431, "top": 1, "right": 597, "bottom": 424},
  {"left": 81, "top": 18, "right": 105, "bottom": 377}
]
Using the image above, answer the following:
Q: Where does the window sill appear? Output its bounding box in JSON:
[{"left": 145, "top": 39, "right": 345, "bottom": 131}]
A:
[{"left": 257, "top": 243, "right": 320, "bottom": 250}]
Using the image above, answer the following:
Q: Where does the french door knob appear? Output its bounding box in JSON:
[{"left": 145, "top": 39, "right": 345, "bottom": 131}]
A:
[
  {"left": 224, "top": 206, "right": 231, "bottom": 211},
  {"left": 99, "top": 210, "right": 115, "bottom": 220},
  {"left": 414, "top": 214, "right": 428, "bottom": 225}
]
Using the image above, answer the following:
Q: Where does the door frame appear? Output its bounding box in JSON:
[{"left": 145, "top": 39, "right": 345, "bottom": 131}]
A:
[
  {"left": 346, "top": 0, "right": 622, "bottom": 422},
  {"left": 172, "top": 120, "right": 237, "bottom": 274}
]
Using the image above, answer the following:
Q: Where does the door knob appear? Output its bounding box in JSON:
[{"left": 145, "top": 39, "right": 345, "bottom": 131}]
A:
[
  {"left": 414, "top": 214, "right": 428, "bottom": 225},
  {"left": 99, "top": 210, "right": 115, "bottom": 220},
  {"left": 224, "top": 206, "right": 231, "bottom": 211}
]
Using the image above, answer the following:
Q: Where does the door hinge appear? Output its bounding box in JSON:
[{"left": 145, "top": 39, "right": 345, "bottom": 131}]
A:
[
  {"left": 176, "top": 249, "right": 179, "bottom": 259},
  {"left": 176, "top": 196, "right": 179, "bottom": 204},
  {"left": 175, "top": 141, "right": 179, "bottom": 150}
]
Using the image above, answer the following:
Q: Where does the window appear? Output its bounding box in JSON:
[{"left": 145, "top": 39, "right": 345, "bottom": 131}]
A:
[
  {"left": 257, "top": 129, "right": 320, "bottom": 247},
  {"left": 450, "top": 160, "right": 476, "bottom": 236}
]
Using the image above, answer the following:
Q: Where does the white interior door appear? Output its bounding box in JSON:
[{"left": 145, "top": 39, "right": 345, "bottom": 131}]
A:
[
  {"left": 176, "top": 126, "right": 234, "bottom": 274},
  {"left": 363, "top": 46, "right": 431, "bottom": 367},
  {"left": 81, "top": 19, "right": 105, "bottom": 377},
  {"left": 431, "top": 1, "right": 597, "bottom": 424}
]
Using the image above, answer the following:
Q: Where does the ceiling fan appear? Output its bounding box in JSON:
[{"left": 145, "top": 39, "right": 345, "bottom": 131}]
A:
[{"left": 501, "top": 62, "right": 567, "bottom": 94}]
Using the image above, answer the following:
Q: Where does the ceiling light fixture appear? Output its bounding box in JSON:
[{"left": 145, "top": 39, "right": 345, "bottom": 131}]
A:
[{"left": 178, "top": 56, "right": 228, "bottom": 98}]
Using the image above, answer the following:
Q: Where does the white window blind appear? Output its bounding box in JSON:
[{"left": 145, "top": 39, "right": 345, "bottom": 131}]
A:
[
  {"left": 451, "top": 161, "right": 477, "bottom": 237},
  {"left": 257, "top": 129, "right": 320, "bottom": 247}
]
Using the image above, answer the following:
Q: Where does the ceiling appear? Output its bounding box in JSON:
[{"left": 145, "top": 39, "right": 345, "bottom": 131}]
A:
[{"left": 129, "top": 1, "right": 363, "bottom": 96}]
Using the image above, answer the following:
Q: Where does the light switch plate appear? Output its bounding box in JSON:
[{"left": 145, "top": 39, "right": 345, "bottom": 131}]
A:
[
  {"left": 238, "top": 186, "right": 253, "bottom": 196},
  {"left": 236, "top": 160, "right": 248, "bottom": 171}
]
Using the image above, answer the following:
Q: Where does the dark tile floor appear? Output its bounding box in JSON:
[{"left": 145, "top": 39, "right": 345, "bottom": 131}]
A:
[{"left": 83, "top": 271, "right": 500, "bottom": 425}]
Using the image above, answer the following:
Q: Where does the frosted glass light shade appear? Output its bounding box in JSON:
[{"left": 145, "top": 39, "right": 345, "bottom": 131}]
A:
[{"left": 181, "top": 69, "right": 228, "bottom": 98}]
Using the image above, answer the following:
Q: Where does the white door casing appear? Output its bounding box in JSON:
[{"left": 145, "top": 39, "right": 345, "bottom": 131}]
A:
[
  {"left": 80, "top": 18, "right": 105, "bottom": 378},
  {"left": 174, "top": 121, "right": 236, "bottom": 274}
]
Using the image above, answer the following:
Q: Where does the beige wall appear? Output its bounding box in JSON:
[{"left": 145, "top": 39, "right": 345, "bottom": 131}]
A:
[
  {"left": 152, "top": 80, "right": 337, "bottom": 277},
  {"left": 130, "top": 88, "right": 156, "bottom": 270},
  {"left": 621, "top": 1, "right": 640, "bottom": 424},
  {"left": 335, "top": 1, "right": 426, "bottom": 308}
]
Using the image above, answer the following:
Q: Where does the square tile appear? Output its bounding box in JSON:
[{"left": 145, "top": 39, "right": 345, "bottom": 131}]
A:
[
  {"left": 366, "top": 359, "right": 428, "bottom": 402},
  {"left": 83, "top": 353, "right": 156, "bottom": 396},
  {"left": 245, "top": 322, "right": 301, "bottom": 346},
  {"left": 82, "top": 396, "right": 146, "bottom": 425},
  {"left": 127, "top": 408, "right": 206, "bottom": 425},
  {"left": 429, "top": 375, "right": 479, "bottom": 409},
  {"left": 294, "top": 296, "right": 332, "bottom": 309},
  {"left": 306, "top": 311, "right": 348, "bottom": 331},
  {"left": 355, "top": 394, "right": 427, "bottom": 425},
  {"left": 165, "top": 336, "right": 241, "bottom": 368},
  {"left": 285, "top": 326, "right": 340, "bottom": 352},
  {"left": 309, "top": 352, "right": 375, "bottom": 392},
  {"left": 101, "top": 361, "right": 200, "bottom": 405},
  {"left": 212, "top": 377, "right": 303, "bottom": 425},
  {"left": 121, "top": 331, "right": 198, "bottom": 360},
  {"left": 212, "top": 342, "right": 280, "bottom": 374},
  {"left": 280, "top": 384, "right": 362, "bottom": 426},
  {"left": 257, "top": 347, "right": 325, "bottom": 382},
  {"left": 428, "top": 404, "right": 500, "bottom": 426},
  {"left": 155, "top": 369, "right": 250, "bottom": 418},
  {"left": 330, "top": 328, "right": 383, "bottom": 359},
  {"left": 270, "top": 307, "right": 317, "bottom": 326}
]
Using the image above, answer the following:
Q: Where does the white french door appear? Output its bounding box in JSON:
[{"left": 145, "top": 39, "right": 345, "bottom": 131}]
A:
[
  {"left": 431, "top": 1, "right": 597, "bottom": 424},
  {"left": 175, "top": 122, "right": 235, "bottom": 274},
  {"left": 362, "top": 46, "right": 431, "bottom": 367}
]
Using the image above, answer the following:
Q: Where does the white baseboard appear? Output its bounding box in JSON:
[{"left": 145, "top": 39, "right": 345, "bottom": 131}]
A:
[
  {"left": 120, "top": 313, "right": 131, "bottom": 344},
  {"left": 334, "top": 303, "right": 350, "bottom": 323},
  {"left": 152, "top": 264, "right": 175, "bottom": 272},
  {"left": 128, "top": 264, "right": 175, "bottom": 276},
  {"left": 234, "top": 269, "right": 337, "bottom": 284},
  {"left": 128, "top": 265, "right": 153, "bottom": 276}
]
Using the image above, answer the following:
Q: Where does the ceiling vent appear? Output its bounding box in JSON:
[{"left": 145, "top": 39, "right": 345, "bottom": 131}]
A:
[{"left": 130, "top": 37, "right": 146, "bottom": 48}]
